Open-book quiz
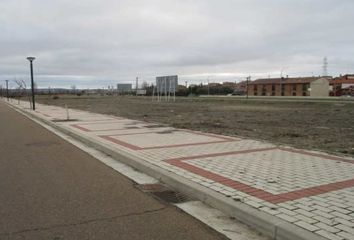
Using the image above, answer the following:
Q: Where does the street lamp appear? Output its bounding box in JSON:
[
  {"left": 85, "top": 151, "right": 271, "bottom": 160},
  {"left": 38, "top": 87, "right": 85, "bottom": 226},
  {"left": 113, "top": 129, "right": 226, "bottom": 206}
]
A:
[
  {"left": 26, "top": 57, "right": 36, "bottom": 110},
  {"left": 5, "top": 80, "right": 9, "bottom": 101}
]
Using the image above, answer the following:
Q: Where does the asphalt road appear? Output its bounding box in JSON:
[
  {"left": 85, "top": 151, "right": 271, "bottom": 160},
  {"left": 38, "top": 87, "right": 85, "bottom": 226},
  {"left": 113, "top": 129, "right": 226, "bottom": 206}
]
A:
[{"left": 0, "top": 102, "right": 225, "bottom": 240}]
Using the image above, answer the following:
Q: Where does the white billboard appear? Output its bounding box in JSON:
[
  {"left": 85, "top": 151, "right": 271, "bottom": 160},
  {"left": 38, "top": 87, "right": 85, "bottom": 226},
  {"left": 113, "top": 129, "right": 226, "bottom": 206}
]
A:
[
  {"left": 156, "top": 75, "right": 178, "bottom": 94},
  {"left": 117, "top": 83, "right": 132, "bottom": 92},
  {"left": 136, "top": 89, "right": 147, "bottom": 95}
]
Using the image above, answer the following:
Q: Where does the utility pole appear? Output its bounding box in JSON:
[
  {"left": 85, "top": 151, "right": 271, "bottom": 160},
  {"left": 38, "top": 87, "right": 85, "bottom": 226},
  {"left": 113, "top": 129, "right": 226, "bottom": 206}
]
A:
[
  {"left": 164, "top": 77, "right": 167, "bottom": 102},
  {"left": 207, "top": 77, "right": 210, "bottom": 96},
  {"left": 5, "top": 80, "right": 9, "bottom": 101},
  {"left": 135, "top": 77, "right": 139, "bottom": 96},
  {"left": 152, "top": 84, "right": 155, "bottom": 101},
  {"left": 280, "top": 67, "right": 288, "bottom": 97},
  {"left": 322, "top": 57, "right": 328, "bottom": 77},
  {"left": 27, "top": 57, "right": 36, "bottom": 110},
  {"left": 246, "top": 76, "right": 250, "bottom": 99},
  {"left": 168, "top": 79, "right": 172, "bottom": 102},
  {"left": 173, "top": 80, "right": 176, "bottom": 102},
  {"left": 280, "top": 69, "right": 284, "bottom": 97}
]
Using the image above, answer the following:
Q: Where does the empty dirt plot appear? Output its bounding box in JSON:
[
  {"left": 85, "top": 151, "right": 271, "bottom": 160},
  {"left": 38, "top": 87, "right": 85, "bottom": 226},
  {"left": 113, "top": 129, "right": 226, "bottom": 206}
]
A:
[{"left": 37, "top": 95, "right": 354, "bottom": 156}]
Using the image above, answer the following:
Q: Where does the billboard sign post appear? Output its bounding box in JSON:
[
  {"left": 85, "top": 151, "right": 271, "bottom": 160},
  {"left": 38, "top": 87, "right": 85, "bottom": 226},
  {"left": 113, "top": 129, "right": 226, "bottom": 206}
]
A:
[{"left": 156, "top": 75, "right": 178, "bottom": 102}]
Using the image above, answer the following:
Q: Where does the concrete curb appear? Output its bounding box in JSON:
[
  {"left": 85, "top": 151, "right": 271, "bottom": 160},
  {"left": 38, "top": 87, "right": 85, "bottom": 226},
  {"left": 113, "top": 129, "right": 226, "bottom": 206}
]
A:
[{"left": 6, "top": 101, "right": 327, "bottom": 240}]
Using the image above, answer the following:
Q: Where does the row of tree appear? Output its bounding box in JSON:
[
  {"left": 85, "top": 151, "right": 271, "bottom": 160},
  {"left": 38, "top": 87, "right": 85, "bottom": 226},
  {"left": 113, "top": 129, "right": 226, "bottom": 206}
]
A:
[
  {"left": 2, "top": 81, "right": 238, "bottom": 98},
  {"left": 141, "top": 83, "right": 235, "bottom": 96}
]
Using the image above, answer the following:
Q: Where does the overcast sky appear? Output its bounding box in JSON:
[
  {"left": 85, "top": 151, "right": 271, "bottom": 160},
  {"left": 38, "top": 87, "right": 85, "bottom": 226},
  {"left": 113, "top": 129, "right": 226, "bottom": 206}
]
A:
[{"left": 1, "top": 0, "right": 353, "bottom": 88}]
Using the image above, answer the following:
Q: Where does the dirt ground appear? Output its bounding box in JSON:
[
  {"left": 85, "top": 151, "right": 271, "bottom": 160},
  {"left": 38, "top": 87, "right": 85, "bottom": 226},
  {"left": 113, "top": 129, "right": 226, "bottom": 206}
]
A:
[{"left": 37, "top": 95, "right": 354, "bottom": 156}]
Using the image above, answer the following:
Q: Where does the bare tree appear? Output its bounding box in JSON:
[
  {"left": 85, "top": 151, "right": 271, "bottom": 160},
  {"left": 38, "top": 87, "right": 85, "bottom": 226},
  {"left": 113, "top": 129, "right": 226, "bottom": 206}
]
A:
[
  {"left": 14, "top": 80, "right": 30, "bottom": 104},
  {"left": 71, "top": 85, "right": 76, "bottom": 94},
  {"left": 141, "top": 81, "right": 148, "bottom": 90}
]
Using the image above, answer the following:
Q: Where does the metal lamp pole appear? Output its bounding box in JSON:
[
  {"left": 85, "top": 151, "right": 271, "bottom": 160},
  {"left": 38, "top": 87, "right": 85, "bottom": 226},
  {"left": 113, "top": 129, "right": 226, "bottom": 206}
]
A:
[
  {"left": 27, "top": 57, "right": 36, "bottom": 110},
  {"left": 5, "top": 80, "right": 9, "bottom": 101}
]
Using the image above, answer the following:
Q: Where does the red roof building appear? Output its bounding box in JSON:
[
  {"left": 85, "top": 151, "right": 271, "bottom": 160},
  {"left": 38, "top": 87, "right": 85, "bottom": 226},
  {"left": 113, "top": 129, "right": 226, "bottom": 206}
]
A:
[
  {"left": 330, "top": 74, "right": 354, "bottom": 96},
  {"left": 247, "top": 77, "right": 331, "bottom": 97}
]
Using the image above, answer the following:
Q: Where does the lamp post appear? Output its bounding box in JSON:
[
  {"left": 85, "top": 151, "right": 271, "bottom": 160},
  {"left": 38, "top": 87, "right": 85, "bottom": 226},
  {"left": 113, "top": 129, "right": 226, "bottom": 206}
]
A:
[
  {"left": 5, "top": 80, "right": 9, "bottom": 101},
  {"left": 26, "top": 57, "right": 36, "bottom": 110}
]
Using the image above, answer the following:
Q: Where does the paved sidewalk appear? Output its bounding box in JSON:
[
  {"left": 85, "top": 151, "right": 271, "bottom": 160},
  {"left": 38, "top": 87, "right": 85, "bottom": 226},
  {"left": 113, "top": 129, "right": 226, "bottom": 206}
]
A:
[{"left": 11, "top": 101, "right": 354, "bottom": 240}]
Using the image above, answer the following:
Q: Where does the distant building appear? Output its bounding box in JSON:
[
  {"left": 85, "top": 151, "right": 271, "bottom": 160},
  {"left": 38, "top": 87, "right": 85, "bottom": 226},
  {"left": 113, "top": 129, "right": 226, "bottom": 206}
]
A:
[
  {"left": 330, "top": 74, "right": 354, "bottom": 96},
  {"left": 234, "top": 81, "right": 247, "bottom": 92},
  {"left": 207, "top": 83, "right": 220, "bottom": 87},
  {"left": 247, "top": 77, "right": 331, "bottom": 97},
  {"left": 222, "top": 82, "right": 236, "bottom": 88}
]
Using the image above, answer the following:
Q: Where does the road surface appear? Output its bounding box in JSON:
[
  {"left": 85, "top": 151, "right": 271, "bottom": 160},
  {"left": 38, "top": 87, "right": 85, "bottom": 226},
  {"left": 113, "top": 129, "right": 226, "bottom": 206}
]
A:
[{"left": 0, "top": 102, "right": 225, "bottom": 240}]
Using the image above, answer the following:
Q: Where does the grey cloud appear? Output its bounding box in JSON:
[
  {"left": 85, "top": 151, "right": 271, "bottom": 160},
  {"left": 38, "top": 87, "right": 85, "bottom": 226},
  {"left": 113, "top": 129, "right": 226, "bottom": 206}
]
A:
[{"left": 0, "top": 0, "right": 353, "bottom": 88}]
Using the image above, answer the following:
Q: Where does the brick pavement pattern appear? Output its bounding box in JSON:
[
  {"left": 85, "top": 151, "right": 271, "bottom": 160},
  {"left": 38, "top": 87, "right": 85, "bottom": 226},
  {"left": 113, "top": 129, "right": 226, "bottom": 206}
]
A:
[{"left": 14, "top": 101, "right": 354, "bottom": 240}]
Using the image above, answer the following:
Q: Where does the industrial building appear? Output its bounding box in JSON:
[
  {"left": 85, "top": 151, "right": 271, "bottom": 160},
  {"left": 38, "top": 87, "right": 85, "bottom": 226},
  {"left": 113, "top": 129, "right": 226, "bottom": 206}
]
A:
[{"left": 247, "top": 77, "right": 330, "bottom": 97}]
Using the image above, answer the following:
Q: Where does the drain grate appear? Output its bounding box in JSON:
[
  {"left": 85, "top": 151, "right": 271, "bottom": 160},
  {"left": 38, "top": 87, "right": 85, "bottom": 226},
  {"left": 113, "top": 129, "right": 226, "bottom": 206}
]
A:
[
  {"left": 151, "top": 190, "right": 191, "bottom": 204},
  {"left": 125, "top": 121, "right": 142, "bottom": 125},
  {"left": 156, "top": 130, "right": 174, "bottom": 134},
  {"left": 145, "top": 124, "right": 166, "bottom": 128},
  {"left": 124, "top": 126, "right": 140, "bottom": 129},
  {"left": 137, "top": 183, "right": 167, "bottom": 192},
  {"left": 52, "top": 119, "right": 79, "bottom": 122},
  {"left": 136, "top": 184, "right": 191, "bottom": 204}
]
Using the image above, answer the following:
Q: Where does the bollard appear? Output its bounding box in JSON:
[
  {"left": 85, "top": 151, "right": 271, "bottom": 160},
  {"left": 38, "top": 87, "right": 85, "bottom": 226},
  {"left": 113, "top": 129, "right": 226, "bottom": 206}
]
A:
[{"left": 65, "top": 104, "right": 70, "bottom": 120}]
